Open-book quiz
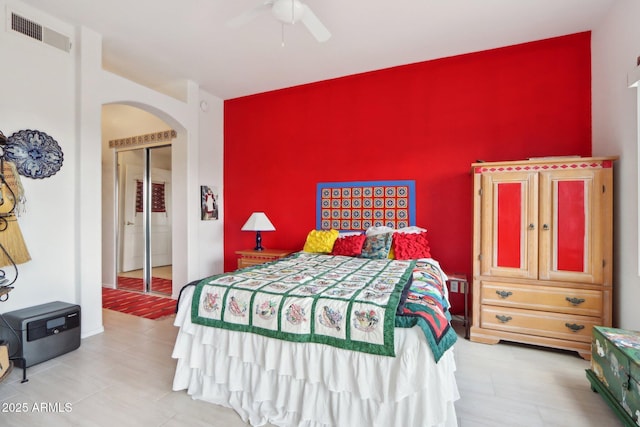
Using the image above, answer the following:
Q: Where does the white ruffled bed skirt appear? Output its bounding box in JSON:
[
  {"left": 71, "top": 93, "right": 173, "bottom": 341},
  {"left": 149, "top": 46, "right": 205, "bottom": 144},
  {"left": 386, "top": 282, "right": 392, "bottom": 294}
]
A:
[{"left": 172, "top": 286, "right": 459, "bottom": 427}]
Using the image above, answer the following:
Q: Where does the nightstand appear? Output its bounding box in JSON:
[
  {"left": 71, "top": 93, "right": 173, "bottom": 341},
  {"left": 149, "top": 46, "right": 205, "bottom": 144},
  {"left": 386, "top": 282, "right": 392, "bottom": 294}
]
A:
[
  {"left": 236, "top": 249, "right": 293, "bottom": 269},
  {"left": 446, "top": 273, "right": 469, "bottom": 339}
]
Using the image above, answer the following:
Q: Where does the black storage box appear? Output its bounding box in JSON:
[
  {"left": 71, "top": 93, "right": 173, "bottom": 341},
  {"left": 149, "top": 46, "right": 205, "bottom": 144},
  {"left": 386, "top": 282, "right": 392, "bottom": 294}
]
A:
[{"left": 0, "top": 301, "right": 81, "bottom": 368}]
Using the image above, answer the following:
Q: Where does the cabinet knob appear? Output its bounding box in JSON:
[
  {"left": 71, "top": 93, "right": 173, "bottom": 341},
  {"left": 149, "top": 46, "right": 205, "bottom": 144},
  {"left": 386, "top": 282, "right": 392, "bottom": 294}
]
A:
[
  {"left": 565, "top": 323, "right": 585, "bottom": 332},
  {"left": 495, "top": 315, "right": 512, "bottom": 323},
  {"left": 543, "top": 224, "right": 550, "bottom": 230},
  {"left": 528, "top": 223, "right": 535, "bottom": 230},
  {"left": 565, "top": 297, "right": 586, "bottom": 306},
  {"left": 496, "top": 290, "right": 513, "bottom": 299}
]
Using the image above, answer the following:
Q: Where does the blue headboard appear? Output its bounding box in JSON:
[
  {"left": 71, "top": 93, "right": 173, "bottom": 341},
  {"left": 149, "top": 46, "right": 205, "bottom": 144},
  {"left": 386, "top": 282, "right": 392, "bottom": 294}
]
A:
[{"left": 316, "top": 180, "right": 416, "bottom": 231}]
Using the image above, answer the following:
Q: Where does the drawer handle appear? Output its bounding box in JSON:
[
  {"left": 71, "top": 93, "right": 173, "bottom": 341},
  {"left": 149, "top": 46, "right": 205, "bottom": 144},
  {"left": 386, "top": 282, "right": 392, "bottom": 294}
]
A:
[
  {"left": 496, "top": 290, "right": 513, "bottom": 299},
  {"left": 565, "top": 323, "right": 585, "bottom": 332},
  {"left": 496, "top": 315, "right": 512, "bottom": 323},
  {"left": 566, "top": 297, "right": 586, "bottom": 306}
]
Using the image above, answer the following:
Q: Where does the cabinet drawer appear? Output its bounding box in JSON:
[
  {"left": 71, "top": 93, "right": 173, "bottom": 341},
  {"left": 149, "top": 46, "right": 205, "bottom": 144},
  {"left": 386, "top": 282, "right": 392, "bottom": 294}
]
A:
[
  {"left": 238, "top": 259, "right": 252, "bottom": 269},
  {"left": 480, "top": 305, "right": 598, "bottom": 343},
  {"left": 480, "top": 281, "right": 602, "bottom": 317},
  {"left": 238, "top": 258, "right": 268, "bottom": 269}
]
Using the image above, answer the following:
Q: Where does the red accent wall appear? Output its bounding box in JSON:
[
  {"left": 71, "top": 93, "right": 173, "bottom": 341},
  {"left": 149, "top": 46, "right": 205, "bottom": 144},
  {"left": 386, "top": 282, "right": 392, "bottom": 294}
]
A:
[{"left": 223, "top": 32, "right": 592, "bottom": 312}]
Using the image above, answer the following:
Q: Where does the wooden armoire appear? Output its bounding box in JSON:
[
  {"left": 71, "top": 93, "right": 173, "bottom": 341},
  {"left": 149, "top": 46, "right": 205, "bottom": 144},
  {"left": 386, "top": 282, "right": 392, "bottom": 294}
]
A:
[{"left": 470, "top": 156, "right": 617, "bottom": 359}]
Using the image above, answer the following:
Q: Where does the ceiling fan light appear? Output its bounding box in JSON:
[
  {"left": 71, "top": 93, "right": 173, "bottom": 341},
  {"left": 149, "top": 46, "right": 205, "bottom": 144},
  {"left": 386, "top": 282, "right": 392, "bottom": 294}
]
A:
[{"left": 272, "top": 0, "right": 305, "bottom": 24}]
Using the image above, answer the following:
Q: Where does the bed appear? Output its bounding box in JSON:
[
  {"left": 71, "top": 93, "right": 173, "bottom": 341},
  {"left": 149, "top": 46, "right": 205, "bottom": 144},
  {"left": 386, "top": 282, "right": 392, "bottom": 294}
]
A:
[{"left": 172, "top": 180, "right": 460, "bottom": 427}]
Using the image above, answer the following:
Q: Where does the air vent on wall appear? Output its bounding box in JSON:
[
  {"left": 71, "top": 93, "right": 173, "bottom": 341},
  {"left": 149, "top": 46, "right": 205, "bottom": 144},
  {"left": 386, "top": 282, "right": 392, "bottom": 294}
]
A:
[{"left": 10, "top": 12, "right": 71, "bottom": 52}]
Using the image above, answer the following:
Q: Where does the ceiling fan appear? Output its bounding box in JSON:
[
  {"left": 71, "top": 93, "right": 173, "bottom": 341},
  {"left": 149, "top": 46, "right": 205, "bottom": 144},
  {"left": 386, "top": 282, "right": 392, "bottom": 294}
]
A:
[{"left": 228, "top": 0, "right": 331, "bottom": 43}]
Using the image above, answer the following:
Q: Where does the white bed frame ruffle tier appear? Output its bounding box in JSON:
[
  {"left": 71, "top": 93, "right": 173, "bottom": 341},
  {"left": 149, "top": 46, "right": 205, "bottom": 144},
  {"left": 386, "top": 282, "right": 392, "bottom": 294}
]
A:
[{"left": 172, "top": 286, "right": 459, "bottom": 427}]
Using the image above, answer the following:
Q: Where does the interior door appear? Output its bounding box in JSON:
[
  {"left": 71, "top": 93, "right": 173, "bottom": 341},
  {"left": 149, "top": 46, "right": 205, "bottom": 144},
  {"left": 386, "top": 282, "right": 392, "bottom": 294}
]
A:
[
  {"left": 149, "top": 146, "right": 172, "bottom": 294},
  {"left": 118, "top": 145, "right": 172, "bottom": 294},
  {"left": 121, "top": 160, "right": 144, "bottom": 272}
]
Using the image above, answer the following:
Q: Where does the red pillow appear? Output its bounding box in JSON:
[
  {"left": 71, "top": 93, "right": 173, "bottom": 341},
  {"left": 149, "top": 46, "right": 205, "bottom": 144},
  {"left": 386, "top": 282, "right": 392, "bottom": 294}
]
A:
[
  {"left": 392, "top": 231, "right": 431, "bottom": 260},
  {"left": 331, "top": 234, "right": 366, "bottom": 256}
]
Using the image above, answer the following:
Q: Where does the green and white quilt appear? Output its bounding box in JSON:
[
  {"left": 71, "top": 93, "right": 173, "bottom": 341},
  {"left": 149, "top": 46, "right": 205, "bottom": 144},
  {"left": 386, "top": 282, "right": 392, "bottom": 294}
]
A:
[{"left": 191, "top": 252, "right": 416, "bottom": 356}]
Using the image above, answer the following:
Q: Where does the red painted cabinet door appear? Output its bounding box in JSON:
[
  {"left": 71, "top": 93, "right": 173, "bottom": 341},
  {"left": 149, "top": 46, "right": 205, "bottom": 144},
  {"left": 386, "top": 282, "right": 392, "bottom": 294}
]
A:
[
  {"left": 538, "top": 169, "right": 607, "bottom": 284},
  {"left": 479, "top": 172, "right": 538, "bottom": 279},
  {"left": 478, "top": 167, "right": 610, "bottom": 285}
]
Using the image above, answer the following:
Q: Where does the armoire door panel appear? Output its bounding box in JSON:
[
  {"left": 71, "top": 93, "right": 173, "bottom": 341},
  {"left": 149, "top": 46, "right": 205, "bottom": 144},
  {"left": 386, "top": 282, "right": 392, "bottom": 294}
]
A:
[
  {"left": 539, "top": 169, "right": 602, "bottom": 284},
  {"left": 480, "top": 172, "right": 538, "bottom": 279}
]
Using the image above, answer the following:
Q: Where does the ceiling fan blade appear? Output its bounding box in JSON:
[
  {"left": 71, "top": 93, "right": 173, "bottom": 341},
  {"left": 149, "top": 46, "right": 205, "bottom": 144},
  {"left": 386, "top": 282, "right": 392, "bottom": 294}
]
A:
[
  {"left": 227, "top": 2, "right": 273, "bottom": 28},
  {"left": 300, "top": 5, "right": 331, "bottom": 42}
]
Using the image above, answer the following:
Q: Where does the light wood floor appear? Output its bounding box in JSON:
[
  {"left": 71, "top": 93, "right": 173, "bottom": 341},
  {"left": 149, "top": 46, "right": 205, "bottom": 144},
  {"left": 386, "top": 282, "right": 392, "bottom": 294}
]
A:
[{"left": 0, "top": 312, "right": 622, "bottom": 426}]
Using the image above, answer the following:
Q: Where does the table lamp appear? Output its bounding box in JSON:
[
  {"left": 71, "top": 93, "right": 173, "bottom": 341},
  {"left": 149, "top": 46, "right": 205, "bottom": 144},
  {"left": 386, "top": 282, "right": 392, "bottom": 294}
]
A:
[{"left": 241, "top": 212, "right": 275, "bottom": 251}]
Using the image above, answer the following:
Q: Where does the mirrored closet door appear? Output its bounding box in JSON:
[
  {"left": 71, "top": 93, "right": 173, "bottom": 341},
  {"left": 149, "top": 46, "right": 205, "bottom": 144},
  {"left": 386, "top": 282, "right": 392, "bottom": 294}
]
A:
[{"left": 116, "top": 145, "right": 172, "bottom": 295}]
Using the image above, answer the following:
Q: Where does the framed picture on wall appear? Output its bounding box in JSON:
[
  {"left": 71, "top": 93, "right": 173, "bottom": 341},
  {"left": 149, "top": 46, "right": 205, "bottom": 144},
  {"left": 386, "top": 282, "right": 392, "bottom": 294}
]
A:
[{"left": 201, "top": 185, "right": 219, "bottom": 220}]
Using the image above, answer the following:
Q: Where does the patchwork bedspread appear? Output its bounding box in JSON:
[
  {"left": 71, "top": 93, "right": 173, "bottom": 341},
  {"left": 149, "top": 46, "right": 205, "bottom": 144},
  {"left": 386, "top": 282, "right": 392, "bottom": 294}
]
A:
[
  {"left": 395, "top": 260, "right": 458, "bottom": 362},
  {"left": 191, "top": 253, "right": 456, "bottom": 359}
]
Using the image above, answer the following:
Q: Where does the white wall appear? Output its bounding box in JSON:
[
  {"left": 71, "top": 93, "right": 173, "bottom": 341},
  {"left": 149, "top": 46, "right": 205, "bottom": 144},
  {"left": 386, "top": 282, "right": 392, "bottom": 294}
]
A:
[
  {"left": 592, "top": 0, "right": 640, "bottom": 329},
  {"left": 0, "top": 2, "right": 77, "bottom": 313},
  {"left": 100, "top": 100, "right": 225, "bottom": 289},
  {"left": 197, "top": 93, "right": 225, "bottom": 278},
  {"left": 0, "top": 1, "right": 225, "bottom": 337}
]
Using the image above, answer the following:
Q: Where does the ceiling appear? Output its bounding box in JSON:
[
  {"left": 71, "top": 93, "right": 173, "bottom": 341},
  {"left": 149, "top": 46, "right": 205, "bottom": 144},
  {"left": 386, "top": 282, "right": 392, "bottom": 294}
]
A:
[{"left": 21, "top": 0, "right": 616, "bottom": 100}]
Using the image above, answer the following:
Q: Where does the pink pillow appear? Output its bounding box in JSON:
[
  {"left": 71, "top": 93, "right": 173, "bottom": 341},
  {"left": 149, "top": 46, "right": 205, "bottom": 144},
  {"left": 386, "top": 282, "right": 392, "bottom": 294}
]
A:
[
  {"left": 392, "top": 231, "right": 431, "bottom": 260},
  {"left": 331, "top": 234, "right": 366, "bottom": 257}
]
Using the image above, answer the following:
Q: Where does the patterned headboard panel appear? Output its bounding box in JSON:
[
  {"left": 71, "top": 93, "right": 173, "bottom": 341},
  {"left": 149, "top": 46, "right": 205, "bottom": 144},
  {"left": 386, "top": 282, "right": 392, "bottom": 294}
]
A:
[{"left": 316, "top": 180, "right": 416, "bottom": 231}]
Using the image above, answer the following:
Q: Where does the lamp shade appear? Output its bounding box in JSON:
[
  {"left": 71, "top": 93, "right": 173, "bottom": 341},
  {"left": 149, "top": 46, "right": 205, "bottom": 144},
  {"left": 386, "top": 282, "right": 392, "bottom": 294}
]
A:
[{"left": 241, "top": 212, "right": 275, "bottom": 232}]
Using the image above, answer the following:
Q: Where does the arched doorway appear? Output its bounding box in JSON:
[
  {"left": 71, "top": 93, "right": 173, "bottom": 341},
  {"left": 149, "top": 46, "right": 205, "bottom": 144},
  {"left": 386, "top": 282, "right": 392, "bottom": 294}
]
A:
[{"left": 102, "top": 104, "right": 180, "bottom": 297}]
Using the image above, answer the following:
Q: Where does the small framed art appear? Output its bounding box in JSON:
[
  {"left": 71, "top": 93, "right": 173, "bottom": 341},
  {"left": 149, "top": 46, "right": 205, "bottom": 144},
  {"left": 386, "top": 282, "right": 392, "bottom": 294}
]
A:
[{"left": 201, "top": 185, "right": 219, "bottom": 220}]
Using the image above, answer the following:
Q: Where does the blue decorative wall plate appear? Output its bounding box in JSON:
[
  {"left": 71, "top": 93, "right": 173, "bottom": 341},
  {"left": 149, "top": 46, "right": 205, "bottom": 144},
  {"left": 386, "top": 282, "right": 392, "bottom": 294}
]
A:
[{"left": 5, "top": 130, "right": 64, "bottom": 179}]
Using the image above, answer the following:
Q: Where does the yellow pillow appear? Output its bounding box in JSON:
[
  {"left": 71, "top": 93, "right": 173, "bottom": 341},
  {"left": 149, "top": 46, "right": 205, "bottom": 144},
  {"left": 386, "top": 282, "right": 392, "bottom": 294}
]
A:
[{"left": 303, "top": 229, "right": 339, "bottom": 253}]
